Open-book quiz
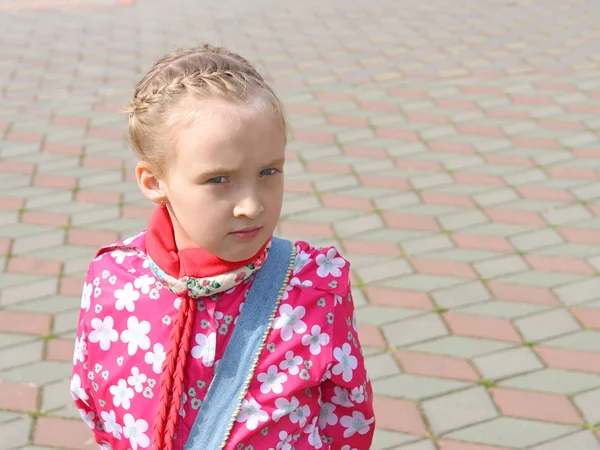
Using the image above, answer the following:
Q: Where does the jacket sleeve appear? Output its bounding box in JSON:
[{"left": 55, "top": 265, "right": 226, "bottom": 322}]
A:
[
  {"left": 70, "top": 263, "right": 114, "bottom": 448},
  {"left": 319, "top": 275, "right": 375, "bottom": 450}
]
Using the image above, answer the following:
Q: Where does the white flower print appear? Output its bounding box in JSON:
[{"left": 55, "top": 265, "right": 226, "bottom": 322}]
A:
[
  {"left": 120, "top": 316, "right": 151, "bottom": 356},
  {"left": 319, "top": 402, "right": 338, "bottom": 429},
  {"left": 101, "top": 410, "right": 122, "bottom": 439},
  {"left": 315, "top": 248, "right": 346, "bottom": 278},
  {"left": 88, "top": 316, "right": 118, "bottom": 351},
  {"left": 111, "top": 249, "right": 137, "bottom": 265},
  {"left": 236, "top": 398, "right": 268, "bottom": 431},
  {"left": 332, "top": 343, "right": 358, "bottom": 383},
  {"left": 109, "top": 275, "right": 117, "bottom": 285},
  {"left": 334, "top": 294, "right": 343, "bottom": 306},
  {"left": 289, "top": 404, "right": 310, "bottom": 427},
  {"left": 134, "top": 274, "right": 156, "bottom": 295},
  {"left": 276, "top": 430, "right": 293, "bottom": 450},
  {"left": 214, "top": 311, "right": 224, "bottom": 327},
  {"left": 149, "top": 289, "right": 160, "bottom": 300},
  {"left": 352, "top": 310, "right": 358, "bottom": 332},
  {"left": 273, "top": 304, "right": 307, "bottom": 341},
  {"left": 279, "top": 350, "right": 303, "bottom": 376},
  {"left": 179, "top": 392, "right": 188, "bottom": 418},
  {"left": 351, "top": 385, "right": 365, "bottom": 404},
  {"left": 73, "top": 333, "right": 87, "bottom": 365},
  {"left": 70, "top": 374, "right": 89, "bottom": 403},
  {"left": 331, "top": 386, "right": 354, "bottom": 407},
  {"left": 115, "top": 282, "right": 140, "bottom": 312},
  {"left": 174, "top": 297, "right": 182, "bottom": 310},
  {"left": 273, "top": 396, "right": 300, "bottom": 422},
  {"left": 304, "top": 416, "right": 323, "bottom": 449},
  {"left": 93, "top": 277, "right": 100, "bottom": 287},
  {"left": 282, "top": 277, "right": 313, "bottom": 300},
  {"left": 109, "top": 379, "right": 134, "bottom": 410},
  {"left": 340, "top": 411, "right": 375, "bottom": 439},
  {"left": 145, "top": 343, "right": 166, "bottom": 374},
  {"left": 341, "top": 446, "right": 357, "bottom": 450},
  {"left": 94, "top": 287, "right": 102, "bottom": 298},
  {"left": 257, "top": 365, "right": 288, "bottom": 395},
  {"left": 122, "top": 232, "right": 143, "bottom": 246},
  {"left": 127, "top": 366, "right": 147, "bottom": 393},
  {"left": 102, "top": 270, "right": 110, "bottom": 279},
  {"left": 301, "top": 325, "right": 330, "bottom": 355},
  {"left": 191, "top": 332, "right": 216, "bottom": 367},
  {"left": 81, "top": 282, "right": 92, "bottom": 311},
  {"left": 79, "top": 409, "right": 95, "bottom": 429},
  {"left": 123, "top": 413, "right": 150, "bottom": 450},
  {"left": 293, "top": 249, "right": 312, "bottom": 275}
]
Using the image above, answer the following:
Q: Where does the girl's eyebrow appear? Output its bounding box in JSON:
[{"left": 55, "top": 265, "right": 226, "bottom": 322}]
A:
[{"left": 196, "top": 158, "right": 285, "bottom": 179}]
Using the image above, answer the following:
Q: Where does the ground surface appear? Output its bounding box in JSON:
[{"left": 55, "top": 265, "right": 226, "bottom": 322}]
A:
[{"left": 1, "top": 0, "right": 600, "bottom": 449}]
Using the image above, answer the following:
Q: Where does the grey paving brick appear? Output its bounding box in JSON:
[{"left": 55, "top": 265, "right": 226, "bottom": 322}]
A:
[
  {"left": 573, "top": 388, "right": 600, "bottom": 426},
  {"left": 0, "top": 415, "right": 32, "bottom": 450},
  {"left": 401, "top": 234, "right": 455, "bottom": 256},
  {"left": 438, "top": 210, "right": 489, "bottom": 231},
  {"left": 498, "top": 270, "right": 586, "bottom": 288},
  {"left": 370, "top": 430, "right": 419, "bottom": 450},
  {"left": 474, "top": 254, "right": 529, "bottom": 278},
  {"left": 544, "top": 204, "right": 593, "bottom": 225},
  {"left": 356, "top": 259, "right": 413, "bottom": 283},
  {"left": 411, "top": 173, "right": 454, "bottom": 190},
  {"left": 500, "top": 368, "right": 600, "bottom": 394},
  {"left": 41, "top": 378, "right": 72, "bottom": 412},
  {"left": 542, "top": 330, "right": 600, "bottom": 352},
  {"left": 422, "top": 386, "right": 498, "bottom": 434},
  {"left": 373, "top": 373, "right": 469, "bottom": 401},
  {"left": 473, "top": 188, "right": 520, "bottom": 207},
  {"left": 446, "top": 417, "right": 577, "bottom": 448},
  {"left": 457, "top": 301, "right": 550, "bottom": 319},
  {"left": 394, "top": 439, "right": 436, "bottom": 450},
  {"left": 365, "top": 352, "right": 402, "bottom": 381},
  {"left": 515, "top": 308, "right": 581, "bottom": 342},
  {"left": 554, "top": 278, "right": 600, "bottom": 305},
  {"left": 473, "top": 346, "right": 544, "bottom": 381},
  {"left": 530, "top": 431, "right": 600, "bottom": 450},
  {"left": 432, "top": 281, "right": 491, "bottom": 309},
  {"left": 0, "top": 340, "right": 44, "bottom": 371},
  {"left": 356, "top": 306, "right": 424, "bottom": 326},
  {"left": 408, "top": 336, "right": 516, "bottom": 359},
  {"left": 510, "top": 228, "right": 564, "bottom": 251},
  {"left": 504, "top": 169, "right": 548, "bottom": 186},
  {"left": 382, "top": 313, "right": 449, "bottom": 348},
  {"left": 383, "top": 274, "right": 466, "bottom": 291},
  {"left": 333, "top": 213, "right": 385, "bottom": 237}
]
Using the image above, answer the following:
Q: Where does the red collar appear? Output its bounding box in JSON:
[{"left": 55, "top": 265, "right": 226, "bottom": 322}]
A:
[{"left": 145, "top": 206, "right": 267, "bottom": 279}]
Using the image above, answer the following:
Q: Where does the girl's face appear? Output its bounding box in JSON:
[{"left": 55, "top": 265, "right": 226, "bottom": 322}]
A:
[{"left": 140, "top": 98, "right": 286, "bottom": 262}]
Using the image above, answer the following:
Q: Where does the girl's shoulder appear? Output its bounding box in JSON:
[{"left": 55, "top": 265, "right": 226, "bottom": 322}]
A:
[{"left": 289, "top": 240, "right": 351, "bottom": 295}]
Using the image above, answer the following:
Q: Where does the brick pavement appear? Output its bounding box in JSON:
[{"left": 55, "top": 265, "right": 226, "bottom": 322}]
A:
[{"left": 1, "top": 0, "right": 600, "bottom": 448}]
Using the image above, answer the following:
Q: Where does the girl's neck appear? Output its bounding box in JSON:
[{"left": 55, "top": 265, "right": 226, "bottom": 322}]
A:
[{"left": 145, "top": 206, "right": 268, "bottom": 279}]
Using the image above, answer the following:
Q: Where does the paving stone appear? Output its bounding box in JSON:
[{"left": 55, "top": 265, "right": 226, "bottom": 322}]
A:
[
  {"left": 373, "top": 373, "right": 470, "bottom": 401},
  {"left": 432, "top": 281, "right": 491, "bottom": 309},
  {"left": 383, "top": 313, "right": 449, "bottom": 348},
  {"left": 422, "top": 386, "right": 498, "bottom": 434},
  {"left": 529, "top": 431, "right": 600, "bottom": 450},
  {"left": 474, "top": 255, "right": 529, "bottom": 278},
  {"left": 554, "top": 278, "right": 600, "bottom": 305},
  {"left": 370, "top": 429, "right": 420, "bottom": 450},
  {"left": 457, "top": 301, "right": 550, "bottom": 319},
  {"left": 365, "top": 352, "right": 402, "bottom": 381},
  {"left": 542, "top": 330, "right": 600, "bottom": 352},
  {"left": 356, "top": 258, "right": 413, "bottom": 283},
  {"left": 356, "top": 305, "right": 425, "bottom": 326},
  {"left": 473, "top": 346, "right": 544, "bottom": 381},
  {"left": 500, "top": 368, "right": 600, "bottom": 395},
  {"left": 402, "top": 234, "right": 455, "bottom": 256},
  {"left": 544, "top": 204, "right": 593, "bottom": 225},
  {"left": 515, "top": 308, "right": 581, "bottom": 342},
  {"left": 394, "top": 440, "right": 437, "bottom": 450},
  {"left": 510, "top": 229, "right": 565, "bottom": 251},
  {"left": 408, "top": 336, "right": 516, "bottom": 359},
  {"left": 0, "top": 361, "right": 71, "bottom": 385},
  {"left": 498, "top": 271, "right": 587, "bottom": 288},
  {"left": 0, "top": 415, "right": 33, "bottom": 450},
  {"left": 445, "top": 417, "right": 577, "bottom": 449}
]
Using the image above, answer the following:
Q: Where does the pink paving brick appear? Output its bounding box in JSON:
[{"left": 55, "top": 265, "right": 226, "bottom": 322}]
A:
[
  {"left": 315, "top": 91, "right": 354, "bottom": 101},
  {"left": 278, "top": 221, "right": 334, "bottom": 238},
  {"left": 453, "top": 173, "right": 505, "bottom": 187},
  {"left": 67, "top": 228, "right": 119, "bottom": 247},
  {"left": 574, "top": 148, "right": 600, "bottom": 158},
  {"left": 443, "top": 312, "right": 522, "bottom": 342},
  {"left": 518, "top": 187, "right": 574, "bottom": 201},
  {"left": 406, "top": 113, "right": 450, "bottom": 124},
  {"left": 0, "top": 196, "right": 25, "bottom": 211},
  {"left": 395, "top": 351, "right": 479, "bottom": 381},
  {"left": 43, "top": 142, "right": 83, "bottom": 155},
  {"left": 7, "top": 257, "right": 62, "bottom": 276},
  {"left": 88, "top": 127, "right": 126, "bottom": 139},
  {"left": 0, "top": 237, "right": 11, "bottom": 255},
  {"left": 487, "top": 280, "right": 559, "bottom": 306},
  {"left": 452, "top": 234, "right": 514, "bottom": 253},
  {"left": 283, "top": 180, "right": 314, "bottom": 194},
  {"left": 487, "top": 110, "right": 531, "bottom": 119},
  {"left": 33, "top": 174, "right": 77, "bottom": 189},
  {"left": 33, "top": 417, "right": 96, "bottom": 450},
  {"left": 81, "top": 156, "right": 124, "bottom": 170},
  {"left": 538, "top": 120, "right": 586, "bottom": 131},
  {"left": 439, "top": 441, "right": 510, "bottom": 450},
  {"left": 121, "top": 205, "right": 155, "bottom": 220},
  {"left": 327, "top": 115, "right": 369, "bottom": 127},
  {"left": 341, "top": 146, "right": 388, "bottom": 159},
  {"left": 383, "top": 212, "right": 440, "bottom": 232},
  {"left": 373, "top": 396, "right": 428, "bottom": 436},
  {"left": 485, "top": 209, "right": 546, "bottom": 227},
  {"left": 0, "top": 310, "right": 51, "bottom": 335},
  {"left": 376, "top": 128, "right": 420, "bottom": 141},
  {"left": 321, "top": 193, "right": 373, "bottom": 211},
  {"left": 566, "top": 104, "right": 600, "bottom": 114},
  {"left": 357, "top": 323, "right": 387, "bottom": 349},
  {"left": 428, "top": 141, "right": 475, "bottom": 154},
  {"left": 52, "top": 116, "right": 88, "bottom": 127},
  {"left": 512, "top": 95, "right": 555, "bottom": 106},
  {"left": 46, "top": 338, "right": 75, "bottom": 362},
  {"left": 411, "top": 257, "right": 478, "bottom": 279},
  {"left": 6, "top": 131, "right": 44, "bottom": 143},
  {"left": 547, "top": 168, "right": 600, "bottom": 179},
  {"left": 420, "top": 192, "right": 475, "bottom": 208},
  {"left": 0, "top": 160, "right": 36, "bottom": 174},
  {"left": 535, "top": 346, "right": 600, "bottom": 375},
  {"left": 21, "top": 210, "right": 69, "bottom": 227},
  {"left": 342, "top": 240, "right": 401, "bottom": 257},
  {"left": 75, "top": 190, "right": 121, "bottom": 204},
  {"left": 285, "top": 104, "right": 323, "bottom": 115},
  {"left": 359, "top": 174, "right": 411, "bottom": 189},
  {"left": 396, "top": 158, "right": 443, "bottom": 171},
  {"left": 456, "top": 124, "right": 504, "bottom": 137},
  {"left": 387, "top": 89, "right": 428, "bottom": 99},
  {"left": 560, "top": 228, "right": 600, "bottom": 245},
  {"left": 524, "top": 254, "right": 595, "bottom": 275},
  {"left": 460, "top": 86, "right": 503, "bottom": 95},
  {"left": 365, "top": 286, "right": 434, "bottom": 310},
  {"left": 0, "top": 381, "right": 38, "bottom": 413},
  {"left": 436, "top": 99, "right": 478, "bottom": 110},
  {"left": 490, "top": 387, "right": 582, "bottom": 424},
  {"left": 533, "top": 82, "right": 577, "bottom": 91},
  {"left": 304, "top": 161, "right": 353, "bottom": 174},
  {"left": 511, "top": 137, "right": 562, "bottom": 149},
  {"left": 60, "top": 277, "right": 85, "bottom": 296},
  {"left": 358, "top": 100, "right": 399, "bottom": 112},
  {"left": 483, "top": 154, "right": 533, "bottom": 167},
  {"left": 569, "top": 307, "right": 600, "bottom": 330}
]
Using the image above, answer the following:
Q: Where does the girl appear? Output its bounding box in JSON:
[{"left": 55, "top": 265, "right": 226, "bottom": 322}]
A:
[{"left": 71, "top": 44, "right": 375, "bottom": 450}]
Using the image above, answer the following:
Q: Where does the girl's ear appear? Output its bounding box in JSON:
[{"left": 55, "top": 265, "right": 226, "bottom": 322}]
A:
[{"left": 136, "top": 163, "right": 166, "bottom": 205}]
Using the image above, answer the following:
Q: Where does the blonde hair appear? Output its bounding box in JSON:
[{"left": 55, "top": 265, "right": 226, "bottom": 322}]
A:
[
  {"left": 125, "top": 44, "right": 287, "bottom": 450},
  {"left": 125, "top": 44, "right": 287, "bottom": 178}
]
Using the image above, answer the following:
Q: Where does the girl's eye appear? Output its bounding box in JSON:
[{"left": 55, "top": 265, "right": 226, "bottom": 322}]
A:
[
  {"left": 260, "top": 168, "right": 280, "bottom": 177},
  {"left": 207, "top": 176, "right": 228, "bottom": 184}
]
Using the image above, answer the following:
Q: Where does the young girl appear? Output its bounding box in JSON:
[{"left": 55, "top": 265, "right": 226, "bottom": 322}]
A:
[{"left": 71, "top": 44, "right": 375, "bottom": 450}]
